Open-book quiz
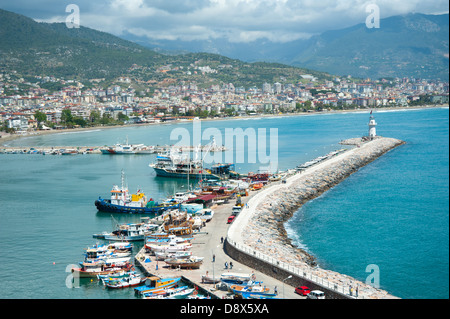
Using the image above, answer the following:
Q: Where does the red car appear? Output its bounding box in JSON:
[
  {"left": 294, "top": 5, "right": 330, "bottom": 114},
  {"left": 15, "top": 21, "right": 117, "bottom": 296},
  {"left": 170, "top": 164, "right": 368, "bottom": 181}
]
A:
[
  {"left": 295, "top": 286, "right": 311, "bottom": 296},
  {"left": 227, "top": 215, "right": 236, "bottom": 223}
]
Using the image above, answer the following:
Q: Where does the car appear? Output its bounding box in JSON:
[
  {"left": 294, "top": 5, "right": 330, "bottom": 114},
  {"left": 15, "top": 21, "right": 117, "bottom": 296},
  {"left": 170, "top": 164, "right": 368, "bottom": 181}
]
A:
[
  {"left": 295, "top": 286, "right": 311, "bottom": 296},
  {"left": 306, "top": 290, "right": 325, "bottom": 299},
  {"left": 227, "top": 215, "right": 236, "bottom": 224}
]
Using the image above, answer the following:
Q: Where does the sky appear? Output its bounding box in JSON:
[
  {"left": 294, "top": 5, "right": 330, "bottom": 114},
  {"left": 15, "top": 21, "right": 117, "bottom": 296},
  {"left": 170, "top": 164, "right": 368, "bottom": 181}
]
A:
[{"left": 1, "top": 0, "right": 449, "bottom": 43}]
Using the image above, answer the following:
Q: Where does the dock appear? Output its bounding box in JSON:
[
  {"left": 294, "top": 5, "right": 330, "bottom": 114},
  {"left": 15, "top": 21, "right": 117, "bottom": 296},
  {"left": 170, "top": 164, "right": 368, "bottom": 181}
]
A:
[
  {"left": 0, "top": 144, "right": 226, "bottom": 155},
  {"left": 134, "top": 191, "right": 304, "bottom": 299}
]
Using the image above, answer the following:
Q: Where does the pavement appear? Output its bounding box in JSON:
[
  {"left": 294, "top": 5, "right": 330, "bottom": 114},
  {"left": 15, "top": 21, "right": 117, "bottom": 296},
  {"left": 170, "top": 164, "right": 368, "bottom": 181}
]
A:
[{"left": 135, "top": 190, "right": 304, "bottom": 299}]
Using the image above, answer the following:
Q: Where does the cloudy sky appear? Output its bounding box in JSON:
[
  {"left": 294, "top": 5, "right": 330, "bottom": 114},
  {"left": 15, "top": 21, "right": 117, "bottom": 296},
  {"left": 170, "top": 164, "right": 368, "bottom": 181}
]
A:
[{"left": 1, "top": 0, "right": 449, "bottom": 43}]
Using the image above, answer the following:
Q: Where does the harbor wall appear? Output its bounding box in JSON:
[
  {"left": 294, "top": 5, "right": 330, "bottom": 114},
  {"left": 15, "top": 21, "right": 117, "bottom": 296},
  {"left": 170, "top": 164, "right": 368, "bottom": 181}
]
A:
[{"left": 226, "top": 136, "right": 405, "bottom": 299}]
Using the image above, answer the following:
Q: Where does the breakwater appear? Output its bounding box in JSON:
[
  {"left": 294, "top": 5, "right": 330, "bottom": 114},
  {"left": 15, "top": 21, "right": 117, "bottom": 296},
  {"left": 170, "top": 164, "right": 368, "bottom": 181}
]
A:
[{"left": 227, "top": 136, "right": 405, "bottom": 299}]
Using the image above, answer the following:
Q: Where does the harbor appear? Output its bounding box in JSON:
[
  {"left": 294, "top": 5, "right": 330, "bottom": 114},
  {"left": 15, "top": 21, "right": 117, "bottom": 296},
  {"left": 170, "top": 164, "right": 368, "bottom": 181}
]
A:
[
  {"left": 0, "top": 143, "right": 226, "bottom": 155},
  {"left": 74, "top": 133, "right": 405, "bottom": 299},
  {"left": 1, "top": 108, "right": 447, "bottom": 299}
]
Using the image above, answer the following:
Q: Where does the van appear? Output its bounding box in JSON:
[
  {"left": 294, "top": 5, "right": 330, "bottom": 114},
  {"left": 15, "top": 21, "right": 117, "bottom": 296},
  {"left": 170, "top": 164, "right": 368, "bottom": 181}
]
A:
[{"left": 306, "top": 290, "right": 325, "bottom": 299}]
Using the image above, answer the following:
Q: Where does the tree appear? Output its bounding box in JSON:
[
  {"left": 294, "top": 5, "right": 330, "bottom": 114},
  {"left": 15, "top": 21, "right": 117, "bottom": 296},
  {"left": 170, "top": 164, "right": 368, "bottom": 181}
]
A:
[
  {"left": 34, "top": 110, "right": 47, "bottom": 129},
  {"left": 61, "top": 109, "right": 73, "bottom": 125}
]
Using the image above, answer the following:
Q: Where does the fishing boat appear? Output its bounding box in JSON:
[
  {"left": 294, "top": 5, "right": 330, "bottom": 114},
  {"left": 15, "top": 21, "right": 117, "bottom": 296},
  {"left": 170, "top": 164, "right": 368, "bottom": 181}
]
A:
[
  {"left": 154, "top": 250, "right": 193, "bottom": 261},
  {"left": 165, "top": 287, "right": 195, "bottom": 299},
  {"left": 61, "top": 149, "right": 78, "bottom": 155},
  {"left": 220, "top": 273, "right": 259, "bottom": 288},
  {"left": 71, "top": 260, "right": 132, "bottom": 278},
  {"left": 97, "top": 270, "right": 137, "bottom": 281},
  {"left": 145, "top": 241, "right": 193, "bottom": 254},
  {"left": 149, "top": 140, "right": 235, "bottom": 180},
  {"left": 164, "top": 256, "right": 204, "bottom": 269},
  {"left": 95, "top": 220, "right": 159, "bottom": 241},
  {"left": 241, "top": 291, "right": 278, "bottom": 299},
  {"left": 134, "top": 276, "right": 181, "bottom": 296},
  {"left": 142, "top": 286, "right": 193, "bottom": 299},
  {"left": 95, "top": 170, "right": 180, "bottom": 214},
  {"left": 230, "top": 284, "right": 271, "bottom": 296},
  {"left": 103, "top": 273, "right": 146, "bottom": 289}
]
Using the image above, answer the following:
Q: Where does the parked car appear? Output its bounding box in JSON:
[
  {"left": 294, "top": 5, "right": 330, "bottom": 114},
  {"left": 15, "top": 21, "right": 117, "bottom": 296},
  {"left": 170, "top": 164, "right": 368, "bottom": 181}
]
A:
[
  {"left": 227, "top": 215, "right": 236, "bottom": 224},
  {"left": 295, "top": 286, "right": 311, "bottom": 296},
  {"left": 231, "top": 206, "right": 242, "bottom": 216},
  {"left": 307, "top": 290, "right": 325, "bottom": 299}
]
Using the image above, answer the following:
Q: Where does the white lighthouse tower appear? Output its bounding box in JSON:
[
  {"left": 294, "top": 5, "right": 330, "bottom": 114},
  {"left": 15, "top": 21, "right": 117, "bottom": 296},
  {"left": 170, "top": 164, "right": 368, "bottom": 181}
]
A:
[{"left": 368, "top": 111, "right": 377, "bottom": 139}]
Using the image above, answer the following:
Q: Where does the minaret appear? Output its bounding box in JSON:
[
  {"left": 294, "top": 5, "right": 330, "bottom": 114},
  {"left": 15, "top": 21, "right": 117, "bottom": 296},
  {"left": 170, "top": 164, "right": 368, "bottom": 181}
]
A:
[{"left": 368, "top": 110, "right": 377, "bottom": 139}]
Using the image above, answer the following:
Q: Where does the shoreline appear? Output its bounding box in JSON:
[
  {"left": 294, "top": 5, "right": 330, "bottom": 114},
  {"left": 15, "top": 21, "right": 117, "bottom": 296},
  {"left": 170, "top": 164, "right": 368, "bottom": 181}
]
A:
[
  {"left": 1, "top": 104, "right": 446, "bottom": 147},
  {"left": 228, "top": 136, "right": 405, "bottom": 299}
]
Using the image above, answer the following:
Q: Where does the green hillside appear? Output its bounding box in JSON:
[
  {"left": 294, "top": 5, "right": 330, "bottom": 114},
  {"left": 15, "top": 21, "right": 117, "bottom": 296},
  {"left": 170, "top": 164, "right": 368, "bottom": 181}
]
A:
[{"left": 0, "top": 8, "right": 332, "bottom": 87}]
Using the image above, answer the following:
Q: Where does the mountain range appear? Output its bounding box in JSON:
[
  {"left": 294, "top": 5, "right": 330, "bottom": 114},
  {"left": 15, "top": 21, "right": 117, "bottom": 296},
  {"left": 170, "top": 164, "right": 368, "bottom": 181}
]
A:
[
  {"left": 124, "top": 13, "right": 449, "bottom": 81},
  {"left": 0, "top": 8, "right": 448, "bottom": 83},
  {"left": 0, "top": 8, "right": 333, "bottom": 88}
]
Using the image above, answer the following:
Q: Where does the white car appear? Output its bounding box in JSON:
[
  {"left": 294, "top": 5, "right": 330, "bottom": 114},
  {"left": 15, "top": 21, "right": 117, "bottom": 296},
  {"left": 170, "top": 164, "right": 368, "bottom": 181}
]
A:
[{"left": 307, "top": 290, "right": 326, "bottom": 299}]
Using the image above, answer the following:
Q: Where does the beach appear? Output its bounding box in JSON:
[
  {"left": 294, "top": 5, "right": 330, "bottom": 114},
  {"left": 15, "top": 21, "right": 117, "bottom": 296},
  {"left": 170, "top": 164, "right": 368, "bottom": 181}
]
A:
[{"left": 1, "top": 104, "right": 444, "bottom": 147}]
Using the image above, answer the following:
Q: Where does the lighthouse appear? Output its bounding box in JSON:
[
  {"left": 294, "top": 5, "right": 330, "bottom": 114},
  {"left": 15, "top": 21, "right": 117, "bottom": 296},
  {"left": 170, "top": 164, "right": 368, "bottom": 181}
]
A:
[{"left": 368, "top": 111, "right": 377, "bottom": 139}]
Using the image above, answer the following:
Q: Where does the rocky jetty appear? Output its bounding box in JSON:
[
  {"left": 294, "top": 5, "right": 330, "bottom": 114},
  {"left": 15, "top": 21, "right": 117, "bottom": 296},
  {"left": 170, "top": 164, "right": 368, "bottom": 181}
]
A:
[{"left": 240, "top": 137, "right": 405, "bottom": 299}]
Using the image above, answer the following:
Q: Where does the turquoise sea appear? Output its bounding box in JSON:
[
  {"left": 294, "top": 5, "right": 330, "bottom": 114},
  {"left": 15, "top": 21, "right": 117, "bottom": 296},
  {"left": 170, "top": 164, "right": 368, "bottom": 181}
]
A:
[{"left": 0, "top": 107, "right": 448, "bottom": 299}]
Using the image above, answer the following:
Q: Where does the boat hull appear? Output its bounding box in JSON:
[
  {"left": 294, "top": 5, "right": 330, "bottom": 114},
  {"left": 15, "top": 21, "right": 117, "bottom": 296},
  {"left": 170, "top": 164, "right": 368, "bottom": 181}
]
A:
[
  {"left": 95, "top": 198, "right": 179, "bottom": 214},
  {"left": 152, "top": 167, "right": 220, "bottom": 180}
]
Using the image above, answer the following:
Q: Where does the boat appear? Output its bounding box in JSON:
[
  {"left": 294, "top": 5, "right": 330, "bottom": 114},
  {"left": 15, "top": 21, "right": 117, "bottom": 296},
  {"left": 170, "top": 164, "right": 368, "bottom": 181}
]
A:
[
  {"left": 100, "top": 137, "right": 155, "bottom": 155},
  {"left": 164, "top": 256, "right": 204, "bottom": 269},
  {"left": 230, "top": 284, "right": 272, "bottom": 296},
  {"left": 104, "top": 273, "right": 146, "bottom": 289},
  {"left": 95, "top": 170, "right": 180, "bottom": 214},
  {"left": 166, "top": 287, "right": 195, "bottom": 299},
  {"left": 145, "top": 234, "right": 192, "bottom": 246},
  {"left": 97, "top": 270, "right": 137, "bottom": 281},
  {"left": 154, "top": 250, "right": 193, "bottom": 261},
  {"left": 95, "top": 221, "right": 159, "bottom": 241},
  {"left": 61, "top": 149, "right": 78, "bottom": 155},
  {"left": 71, "top": 260, "right": 132, "bottom": 278},
  {"left": 142, "top": 286, "right": 193, "bottom": 299},
  {"left": 149, "top": 140, "right": 235, "bottom": 180},
  {"left": 145, "top": 241, "right": 193, "bottom": 254},
  {"left": 240, "top": 291, "right": 278, "bottom": 299},
  {"left": 134, "top": 276, "right": 181, "bottom": 296},
  {"left": 220, "top": 273, "right": 259, "bottom": 287}
]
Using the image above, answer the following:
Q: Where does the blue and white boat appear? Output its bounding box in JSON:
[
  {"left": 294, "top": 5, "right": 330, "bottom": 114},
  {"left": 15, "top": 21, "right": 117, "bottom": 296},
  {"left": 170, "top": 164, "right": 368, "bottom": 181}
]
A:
[{"left": 95, "top": 170, "right": 179, "bottom": 214}]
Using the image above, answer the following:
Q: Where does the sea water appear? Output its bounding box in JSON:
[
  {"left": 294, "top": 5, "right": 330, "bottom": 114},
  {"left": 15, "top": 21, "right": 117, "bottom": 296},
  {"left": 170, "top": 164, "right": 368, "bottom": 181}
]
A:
[{"left": 0, "top": 107, "right": 448, "bottom": 298}]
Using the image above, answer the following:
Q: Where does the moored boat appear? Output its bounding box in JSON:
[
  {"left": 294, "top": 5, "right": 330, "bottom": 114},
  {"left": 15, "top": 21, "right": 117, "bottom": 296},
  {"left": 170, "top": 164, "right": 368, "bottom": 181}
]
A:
[
  {"left": 134, "top": 276, "right": 181, "bottom": 296},
  {"left": 103, "top": 273, "right": 146, "bottom": 289},
  {"left": 71, "top": 260, "right": 132, "bottom": 278},
  {"left": 164, "top": 256, "right": 204, "bottom": 269},
  {"left": 95, "top": 170, "right": 179, "bottom": 214},
  {"left": 230, "top": 284, "right": 271, "bottom": 296}
]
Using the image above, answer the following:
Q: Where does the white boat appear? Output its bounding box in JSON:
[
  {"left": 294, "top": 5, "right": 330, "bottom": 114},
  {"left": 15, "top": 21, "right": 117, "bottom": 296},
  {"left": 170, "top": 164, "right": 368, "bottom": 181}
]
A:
[
  {"left": 154, "top": 250, "right": 193, "bottom": 261},
  {"left": 143, "top": 286, "right": 192, "bottom": 299},
  {"left": 146, "top": 241, "right": 192, "bottom": 253},
  {"left": 103, "top": 273, "right": 146, "bottom": 289},
  {"left": 166, "top": 287, "right": 195, "bottom": 299},
  {"left": 164, "top": 256, "right": 204, "bottom": 269},
  {"left": 100, "top": 222, "right": 159, "bottom": 241}
]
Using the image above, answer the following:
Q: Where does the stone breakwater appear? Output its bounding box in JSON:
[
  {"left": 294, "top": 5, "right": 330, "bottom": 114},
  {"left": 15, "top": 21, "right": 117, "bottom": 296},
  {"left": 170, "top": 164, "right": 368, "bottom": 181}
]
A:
[{"left": 237, "top": 137, "right": 405, "bottom": 299}]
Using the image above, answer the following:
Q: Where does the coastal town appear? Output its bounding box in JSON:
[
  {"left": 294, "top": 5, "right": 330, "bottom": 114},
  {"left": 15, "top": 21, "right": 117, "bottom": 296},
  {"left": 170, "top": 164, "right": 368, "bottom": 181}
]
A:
[{"left": 0, "top": 68, "right": 448, "bottom": 135}]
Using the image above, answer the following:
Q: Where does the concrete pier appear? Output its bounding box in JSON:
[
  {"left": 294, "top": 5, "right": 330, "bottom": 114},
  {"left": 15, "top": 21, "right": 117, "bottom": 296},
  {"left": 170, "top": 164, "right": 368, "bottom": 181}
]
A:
[
  {"left": 227, "top": 136, "right": 405, "bottom": 299},
  {"left": 131, "top": 136, "right": 403, "bottom": 299},
  {"left": 134, "top": 195, "right": 304, "bottom": 299}
]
